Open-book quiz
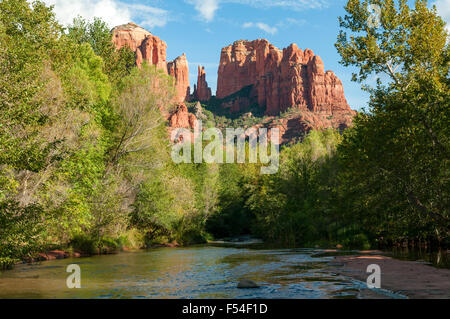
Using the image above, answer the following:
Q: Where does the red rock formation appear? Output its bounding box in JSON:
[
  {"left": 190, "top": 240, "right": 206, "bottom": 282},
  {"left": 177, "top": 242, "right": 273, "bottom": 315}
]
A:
[
  {"left": 192, "top": 65, "right": 212, "bottom": 102},
  {"left": 168, "top": 103, "right": 197, "bottom": 143},
  {"left": 248, "top": 109, "right": 355, "bottom": 145},
  {"left": 111, "top": 26, "right": 355, "bottom": 144},
  {"left": 217, "top": 40, "right": 352, "bottom": 116},
  {"left": 112, "top": 23, "right": 167, "bottom": 72},
  {"left": 169, "top": 103, "right": 197, "bottom": 129},
  {"left": 306, "top": 56, "right": 350, "bottom": 113},
  {"left": 167, "top": 54, "right": 190, "bottom": 103},
  {"left": 270, "top": 111, "right": 355, "bottom": 144},
  {"left": 112, "top": 23, "right": 191, "bottom": 103},
  {"left": 217, "top": 40, "right": 263, "bottom": 100}
]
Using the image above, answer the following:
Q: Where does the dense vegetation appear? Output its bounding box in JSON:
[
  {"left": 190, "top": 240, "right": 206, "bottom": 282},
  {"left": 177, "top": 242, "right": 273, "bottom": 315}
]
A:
[
  {"left": 0, "top": 0, "right": 448, "bottom": 269},
  {"left": 0, "top": 0, "right": 215, "bottom": 268}
]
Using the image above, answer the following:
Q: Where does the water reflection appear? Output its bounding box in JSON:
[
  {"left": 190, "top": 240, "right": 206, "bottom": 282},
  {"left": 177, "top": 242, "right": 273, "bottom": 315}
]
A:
[{"left": 384, "top": 247, "right": 449, "bottom": 269}]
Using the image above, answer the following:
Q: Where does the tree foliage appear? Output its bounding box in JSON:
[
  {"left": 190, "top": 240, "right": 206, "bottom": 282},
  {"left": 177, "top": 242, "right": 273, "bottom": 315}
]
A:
[{"left": 335, "top": 0, "right": 449, "bottom": 244}]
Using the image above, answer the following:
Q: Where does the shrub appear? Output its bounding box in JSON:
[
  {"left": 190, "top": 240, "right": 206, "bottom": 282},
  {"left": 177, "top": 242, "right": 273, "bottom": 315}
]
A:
[
  {"left": 0, "top": 257, "right": 17, "bottom": 270},
  {"left": 69, "top": 235, "right": 97, "bottom": 255},
  {"left": 342, "top": 234, "right": 371, "bottom": 250}
]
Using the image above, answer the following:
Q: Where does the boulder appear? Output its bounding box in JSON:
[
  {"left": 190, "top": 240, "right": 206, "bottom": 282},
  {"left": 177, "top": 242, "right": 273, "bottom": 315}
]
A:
[
  {"left": 37, "top": 250, "right": 69, "bottom": 261},
  {"left": 237, "top": 279, "right": 259, "bottom": 289}
]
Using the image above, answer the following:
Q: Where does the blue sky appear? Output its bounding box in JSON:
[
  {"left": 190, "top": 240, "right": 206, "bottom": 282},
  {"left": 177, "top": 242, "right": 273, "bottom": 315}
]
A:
[{"left": 45, "top": 0, "right": 449, "bottom": 111}]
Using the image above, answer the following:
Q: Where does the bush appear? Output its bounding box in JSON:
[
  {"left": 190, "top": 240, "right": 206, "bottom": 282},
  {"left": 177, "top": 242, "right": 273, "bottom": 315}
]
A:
[
  {"left": 69, "top": 235, "right": 97, "bottom": 255},
  {"left": 0, "top": 257, "right": 17, "bottom": 270},
  {"left": 70, "top": 235, "right": 131, "bottom": 255},
  {"left": 178, "top": 230, "right": 208, "bottom": 246},
  {"left": 342, "top": 234, "right": 372, "bottom": 250}
]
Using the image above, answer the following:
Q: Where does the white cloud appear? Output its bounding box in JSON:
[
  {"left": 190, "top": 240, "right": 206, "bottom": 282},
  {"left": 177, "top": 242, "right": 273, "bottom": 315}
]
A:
[
  {"left": 277, "top": 17, "right": 307, "bottom": 28},
  {"left": 243, "top": 22, "right": 277, "bottom": 34},
  {"left": 186, "top": 0, "right": 328, "bottom": 22},
  {"left": 44, "top": 0, "right": 129, "bottom": 27},
  {"left": 434, "top": 0, "right": 450, "bottom": 32},
  {"left": 126, "top": 3, "right": 170, "bottom": 28},
  {"left": 229, "top": 0, "right": 329, "bottom": 11},
  {"left": 44, "top": 0, "right": 170, "bottom": 29},
  {"left": 186, "top": 0, "right": 220, "bottom": 22}
]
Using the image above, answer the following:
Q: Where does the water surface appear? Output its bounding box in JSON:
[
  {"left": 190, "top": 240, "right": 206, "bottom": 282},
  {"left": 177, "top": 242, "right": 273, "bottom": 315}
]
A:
[{"left": 0, "top": 246, "right": 403, "bottom": 299}]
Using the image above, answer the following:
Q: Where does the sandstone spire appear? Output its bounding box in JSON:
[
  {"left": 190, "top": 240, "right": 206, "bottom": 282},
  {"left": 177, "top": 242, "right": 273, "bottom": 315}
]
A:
[
  {"left": 193, "top": 65, "right": 212, "bottom": 102},
  {"left": 167, "top": 53, "right": 190, "bottom": 103}
]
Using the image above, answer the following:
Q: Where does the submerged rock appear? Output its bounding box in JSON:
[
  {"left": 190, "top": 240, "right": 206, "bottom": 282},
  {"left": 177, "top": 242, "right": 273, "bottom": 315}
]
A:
[{"left": 237, "top": 279, "right": 259, "bottom": 289}]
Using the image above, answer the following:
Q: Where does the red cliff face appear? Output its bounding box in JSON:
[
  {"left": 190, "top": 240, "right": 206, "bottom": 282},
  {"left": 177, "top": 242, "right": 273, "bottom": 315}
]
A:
[
  {"left": 168, "top": 103, "right": 197, "bottom": 143},
  {"left": 169, "top": 103, "right": 197, "bottom": 129},
  {"left": 192, "top": 65, "right": 212, "bottom": 102},
  {"left": 217, "top": 40, "right": 352, "bottom": 116},
  {"left": 112, "top": 23, "right": 190, "bottom": 103},
  {"left": 112, "top": 23, "right": 168, "bottom": 72},
  {"left": 167, "top": 54, "right": 190, "bottom": 103},
  {"left": 307, "top": 56, "right": 350, "bottom": 113}
]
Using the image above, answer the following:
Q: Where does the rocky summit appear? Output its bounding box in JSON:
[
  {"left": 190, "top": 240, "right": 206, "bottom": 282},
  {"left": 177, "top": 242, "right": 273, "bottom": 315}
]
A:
[
  {"left": 217, "top": 40, "right": 352, "bottom": 115},
  {"left": 192, "top": 65, "right": 212, "bottom": 102},
  {"left": 112, "top": 23, "right": 190, "bottom": 103},
  {"left": 167, "top": 53, "right": 191, "bottom": 103},
  {"left": 112, "top": 22, "right": 167, "bottom": 71}
]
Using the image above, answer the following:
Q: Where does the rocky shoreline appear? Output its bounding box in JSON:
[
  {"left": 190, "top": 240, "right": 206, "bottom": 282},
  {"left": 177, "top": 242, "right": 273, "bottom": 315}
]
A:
[
  {"left": 329, "top": 253, "right": 450, "bottom": 299},
  {"left": 18, "top": 242, "right": 182, "bottom": 265}
]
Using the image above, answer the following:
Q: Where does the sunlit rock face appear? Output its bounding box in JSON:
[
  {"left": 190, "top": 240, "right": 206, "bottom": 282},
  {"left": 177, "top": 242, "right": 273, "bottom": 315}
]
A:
[
  {"left": 167, "top": 54, "right": 191, "bottom": 103},
  {"left": 112, "top": 23, "right": 168, "bottom": 72},
  {"left": 169, "top": 103, "right": 197, "bottom": 129},
  {"left": 111, "top": 25, "right": 357, "bottom": 145},
  {"left": 112, "top": 23, "right": 190, "bottom": 103},
  {"left": 168, "top": 103, "right": 197, "bottom": 143},
  {"left": 217, "top": 39, "right": 352, "bottom": 116},
  {"left": 192, "top": 65, "right": 212, "bottom": 102},
  {"left": 215, "top": 39, "right": 356, "bottom": 143}
]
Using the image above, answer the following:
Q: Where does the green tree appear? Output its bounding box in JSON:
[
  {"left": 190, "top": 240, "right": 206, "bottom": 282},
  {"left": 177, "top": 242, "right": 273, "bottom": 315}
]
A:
[
  {"left": 336, "top": 0, "right": 449, "bottom": 245},
  {"left": 245, "top": 130, "right": 343, "bottom": 247},
  {"left": 0, "top": 0, "right": 132, "bottom": 257},
  {"left": 67, "top": 17, "right": 136, "bottom": 85}
]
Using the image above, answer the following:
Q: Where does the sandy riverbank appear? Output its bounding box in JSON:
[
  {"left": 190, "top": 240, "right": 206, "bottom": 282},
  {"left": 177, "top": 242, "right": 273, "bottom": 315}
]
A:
[{"left": 330, "top": 253, "right": 450, "bottom": 299}]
